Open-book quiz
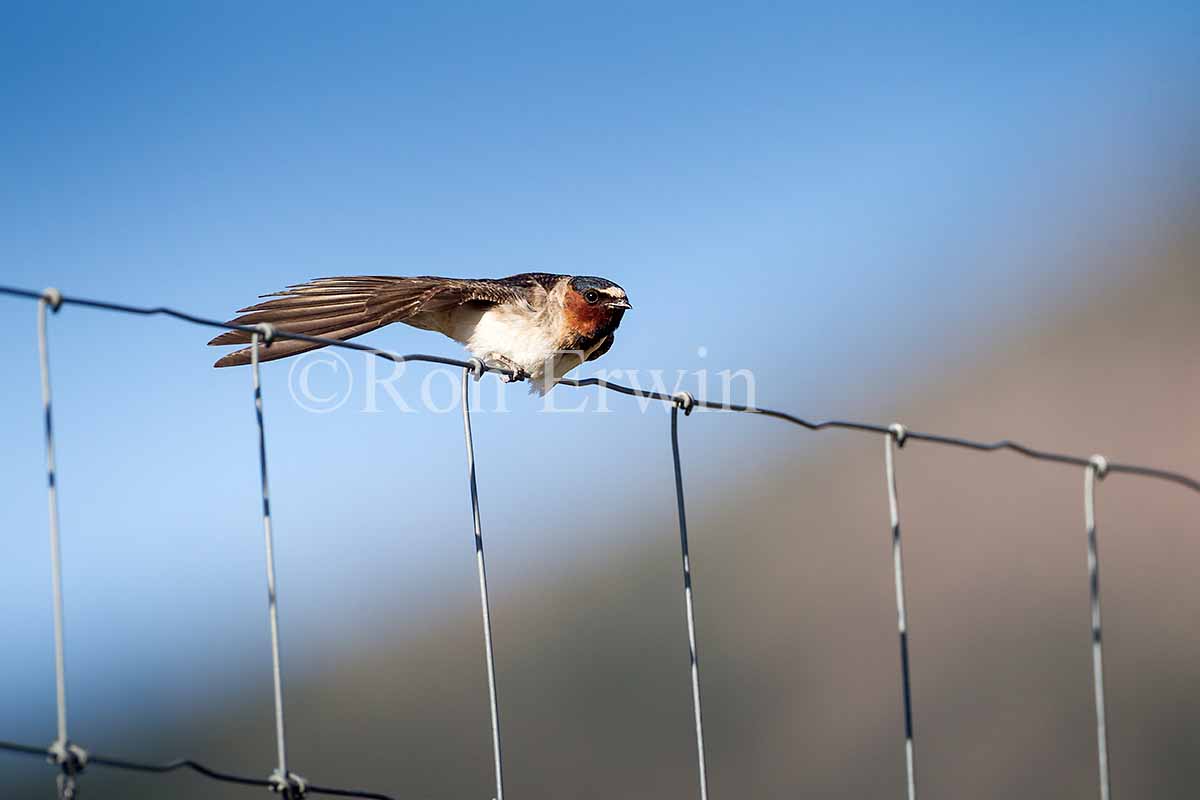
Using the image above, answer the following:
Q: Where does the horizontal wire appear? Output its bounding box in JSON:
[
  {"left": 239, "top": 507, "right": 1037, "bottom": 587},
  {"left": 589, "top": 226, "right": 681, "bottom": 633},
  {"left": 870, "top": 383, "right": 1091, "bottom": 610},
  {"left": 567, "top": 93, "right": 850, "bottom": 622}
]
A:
[
  {"left": 2, "top": 284, "right": 1197, "bottom": 495},
  {"left": 549, "top": 383, "right": 1200, "bottom": 494},
  {"left": 0, "top": 741, "right": 399, "bottom": 799}
]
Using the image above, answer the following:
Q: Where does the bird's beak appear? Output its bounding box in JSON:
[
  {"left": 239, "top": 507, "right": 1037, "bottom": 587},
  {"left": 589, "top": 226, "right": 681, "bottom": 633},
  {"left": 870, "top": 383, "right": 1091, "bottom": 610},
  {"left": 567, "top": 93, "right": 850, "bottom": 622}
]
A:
[{"left": 607, "top": 298, "right": 632, "bottom": 310}]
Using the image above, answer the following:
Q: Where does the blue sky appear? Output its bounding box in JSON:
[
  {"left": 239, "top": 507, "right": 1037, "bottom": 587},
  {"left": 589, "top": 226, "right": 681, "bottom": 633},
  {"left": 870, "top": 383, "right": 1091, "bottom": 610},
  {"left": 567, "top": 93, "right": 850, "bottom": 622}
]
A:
[{"left": 1, "top": 2, "right": 1197, "bottom": 738}]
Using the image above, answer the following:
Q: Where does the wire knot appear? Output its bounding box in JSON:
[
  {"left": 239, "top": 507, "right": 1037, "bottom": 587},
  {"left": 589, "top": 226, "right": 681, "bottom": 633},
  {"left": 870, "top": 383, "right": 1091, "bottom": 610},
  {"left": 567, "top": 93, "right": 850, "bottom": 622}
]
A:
[
  {"left": 1089, "top": 454, "right": 1109, "bottom": 479},
  {"left": 41, "top": 287, "right": 64, "bottom": 313},
  {"left": 466, "top": 357, "right": 486, "bottom": 381},
  {"left": 888, "top": 423, "right": 908, "bottom": 447},
  {"left": 47, "top": 739, "right": 88, "bottom": 773},
  {"left": 269, "top": 769, "right": 308, "bottom": 798},
  {"left": 673, "top": 391, "right": 696, "bottom": 416},
  {"left": 255, "top": 322, "right": 277, "bottom": 346}
]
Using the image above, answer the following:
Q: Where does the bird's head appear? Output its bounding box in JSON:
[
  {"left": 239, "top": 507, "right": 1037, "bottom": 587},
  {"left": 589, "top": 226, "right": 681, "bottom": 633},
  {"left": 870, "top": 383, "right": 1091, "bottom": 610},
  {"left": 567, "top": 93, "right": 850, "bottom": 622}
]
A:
[{"left": 561, "top": 276, "right": 632, "bottom": 337}]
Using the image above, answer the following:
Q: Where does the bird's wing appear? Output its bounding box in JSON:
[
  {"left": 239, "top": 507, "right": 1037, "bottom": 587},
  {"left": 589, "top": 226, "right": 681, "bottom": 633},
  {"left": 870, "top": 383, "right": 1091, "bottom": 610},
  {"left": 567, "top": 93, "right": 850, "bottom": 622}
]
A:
[
  {"left": 208, "top": 274, "right": 553, "bottom": 367},
  {"left": 585, "top": 333, "right": 615, "bottom": 362}
]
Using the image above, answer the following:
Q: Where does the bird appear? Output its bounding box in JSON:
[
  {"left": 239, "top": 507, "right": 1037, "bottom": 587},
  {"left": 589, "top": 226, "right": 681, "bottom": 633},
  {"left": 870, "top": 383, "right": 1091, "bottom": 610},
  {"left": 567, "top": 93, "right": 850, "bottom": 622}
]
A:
[{"left": 208, "top": 273, "right": 632, "bottom": 393}]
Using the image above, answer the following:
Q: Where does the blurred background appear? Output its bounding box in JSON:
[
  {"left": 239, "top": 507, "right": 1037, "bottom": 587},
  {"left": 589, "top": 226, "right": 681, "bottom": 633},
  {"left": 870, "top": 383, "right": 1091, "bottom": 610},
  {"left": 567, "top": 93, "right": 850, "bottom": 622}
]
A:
[{"left": 2, "top": 2, "right": 1198, "bottom": 798}]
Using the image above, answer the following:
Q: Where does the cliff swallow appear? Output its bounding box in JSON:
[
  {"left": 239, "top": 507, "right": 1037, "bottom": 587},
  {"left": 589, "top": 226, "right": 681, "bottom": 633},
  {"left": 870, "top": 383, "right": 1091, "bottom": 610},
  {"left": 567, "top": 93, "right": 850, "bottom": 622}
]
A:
[{"left": 209, "top": 273, "right": 631, "bottom": 393}]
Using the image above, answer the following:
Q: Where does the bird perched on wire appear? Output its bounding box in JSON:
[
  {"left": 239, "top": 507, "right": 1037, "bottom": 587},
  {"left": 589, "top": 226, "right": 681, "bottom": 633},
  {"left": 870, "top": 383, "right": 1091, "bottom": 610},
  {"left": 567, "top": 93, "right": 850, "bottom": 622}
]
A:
[{"left": 209, "top": 273, "right": 631, "bottom": 393}]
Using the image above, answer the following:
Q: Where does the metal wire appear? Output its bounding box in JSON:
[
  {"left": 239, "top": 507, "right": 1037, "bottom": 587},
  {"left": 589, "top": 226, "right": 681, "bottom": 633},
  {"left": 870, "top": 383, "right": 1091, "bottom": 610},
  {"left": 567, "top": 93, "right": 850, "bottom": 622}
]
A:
[
  {"left": 884, "top": 425, "right": 917, "bottom": 800},
  {"left": 1084, "top": 457, "right": 1113, "bottom": 800},
  {"left": 0, "top": 285, "right": 1192, "bottom": 492},
  {"left": 37, "top": 295, "right": 68, "bottom": 747},
  {"left": 461, "top": 366, "right": 505, "bottom": 800},
  {"left": 251, "top": 329, "right": 305, "bottom": 798},
  {"left": 3, "top": 283, "right": 1200, "bottom": 799},
  {"left": 0, "top": 740, "right": 399, "bottom": 799},
  {"left": 36, "top": 291, "right": 89, "bottom": 800},
  {"left": 670, "top": 399, "right": 710, "bottom": 800},
  {"left": 555, "top": 378, "right": 1200, "bottom": 494}
]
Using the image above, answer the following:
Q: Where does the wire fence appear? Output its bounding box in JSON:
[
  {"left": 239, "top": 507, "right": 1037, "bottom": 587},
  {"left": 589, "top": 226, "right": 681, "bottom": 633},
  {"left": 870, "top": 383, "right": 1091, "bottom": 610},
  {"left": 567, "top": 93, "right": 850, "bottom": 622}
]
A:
[{"left": 1, "top": 283, "right": 1197, "bottom": 800}]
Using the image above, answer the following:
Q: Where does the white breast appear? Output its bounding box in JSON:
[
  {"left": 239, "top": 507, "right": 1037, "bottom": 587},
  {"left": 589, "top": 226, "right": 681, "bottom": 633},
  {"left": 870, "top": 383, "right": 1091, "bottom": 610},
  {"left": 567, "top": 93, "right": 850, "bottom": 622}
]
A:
[{"left": 450, "top": 305, "right": 560, "bottom": 379}]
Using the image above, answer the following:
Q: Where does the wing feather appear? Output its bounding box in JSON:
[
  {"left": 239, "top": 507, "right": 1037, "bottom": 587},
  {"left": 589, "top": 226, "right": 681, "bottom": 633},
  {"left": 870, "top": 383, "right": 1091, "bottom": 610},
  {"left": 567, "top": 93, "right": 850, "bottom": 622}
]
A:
[{"left": 209, "top": 273, "right": 557, "bottom": 367}]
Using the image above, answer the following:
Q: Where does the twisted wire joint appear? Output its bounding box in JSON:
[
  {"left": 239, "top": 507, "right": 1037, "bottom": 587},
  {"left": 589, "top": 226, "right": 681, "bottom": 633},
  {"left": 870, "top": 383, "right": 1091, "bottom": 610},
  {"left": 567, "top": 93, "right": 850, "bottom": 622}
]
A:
[
  {"left": 47, "top": 739, "right": 88, "bottom": 773},
  {"left": 673, "top": 391, "right": 696, "bottom": 416},
  {"left": 269, "top": 769, "right": 309, "bottom": 798},
  {"left": 256, "top": 322, "right": 278, "bottom": 346},
  {"left": 41, "top": 288, "right": 64, "bottom": 313}
]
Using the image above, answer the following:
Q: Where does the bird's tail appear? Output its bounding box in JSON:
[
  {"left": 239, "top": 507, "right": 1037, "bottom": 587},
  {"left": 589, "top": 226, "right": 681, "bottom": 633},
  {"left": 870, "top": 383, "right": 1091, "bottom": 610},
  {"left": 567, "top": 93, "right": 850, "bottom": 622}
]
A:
[{"left": 208, "top": 276, "right": 443, "bottom": 367}]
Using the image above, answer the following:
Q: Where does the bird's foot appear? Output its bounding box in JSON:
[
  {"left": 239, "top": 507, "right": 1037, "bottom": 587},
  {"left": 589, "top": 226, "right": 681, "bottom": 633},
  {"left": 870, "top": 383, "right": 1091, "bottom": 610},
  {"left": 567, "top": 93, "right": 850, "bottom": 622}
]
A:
[{"left": 482, "top": 355, "right": 528, "bottom": 383}]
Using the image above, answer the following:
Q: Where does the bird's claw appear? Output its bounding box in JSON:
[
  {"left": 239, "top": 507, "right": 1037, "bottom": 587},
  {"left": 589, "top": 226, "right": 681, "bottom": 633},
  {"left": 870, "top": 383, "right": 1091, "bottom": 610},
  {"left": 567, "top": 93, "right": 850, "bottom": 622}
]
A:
[
  {"left": 483, "top": 356, "right": 527, "bottom": 383},
  {"left": 498, "top": 366, "right": 529, "bottom": 383}
]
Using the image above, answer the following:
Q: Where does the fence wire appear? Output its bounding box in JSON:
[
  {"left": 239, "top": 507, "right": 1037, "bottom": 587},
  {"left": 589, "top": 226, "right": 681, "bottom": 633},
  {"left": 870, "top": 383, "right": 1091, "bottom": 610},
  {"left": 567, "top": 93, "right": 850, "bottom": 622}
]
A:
[
  {"left": 884, "top": 424, "right": 916, "bottom": 800},
  {"left": 1, "top": 283, "right": 1198, "bottom": 800},
  {"left": 1084, "top": 457, "right": 1113, "bottom": 800},
  {"left": 670, "top": 399, "right": 711, "bottom": 800},
  {"left": 251, "top": 330, "right": 303, "bottom": 799},
  {"left": 461, "top": 365, "right": 505, "bottom": 800}
]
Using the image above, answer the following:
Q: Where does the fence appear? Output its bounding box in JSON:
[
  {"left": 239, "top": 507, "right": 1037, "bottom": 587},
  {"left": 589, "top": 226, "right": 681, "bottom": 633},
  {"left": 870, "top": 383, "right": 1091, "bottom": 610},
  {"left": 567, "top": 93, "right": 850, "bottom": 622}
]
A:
[{"left": 1, "top": 284, "right": 1197, "bottom": 800}]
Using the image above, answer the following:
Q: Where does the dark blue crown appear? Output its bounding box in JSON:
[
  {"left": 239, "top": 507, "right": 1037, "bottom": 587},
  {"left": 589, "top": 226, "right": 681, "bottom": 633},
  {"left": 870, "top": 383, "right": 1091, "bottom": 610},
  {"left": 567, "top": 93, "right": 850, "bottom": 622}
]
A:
[{"left": 570, "top": 276, "right": 622, "bottom": 293}]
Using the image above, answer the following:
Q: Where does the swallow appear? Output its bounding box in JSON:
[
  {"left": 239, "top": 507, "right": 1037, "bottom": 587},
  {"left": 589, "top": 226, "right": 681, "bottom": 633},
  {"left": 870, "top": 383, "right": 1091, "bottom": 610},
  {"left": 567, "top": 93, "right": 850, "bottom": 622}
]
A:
[{"left": 208, "top": 273, "right": 631, "bottom": 393}]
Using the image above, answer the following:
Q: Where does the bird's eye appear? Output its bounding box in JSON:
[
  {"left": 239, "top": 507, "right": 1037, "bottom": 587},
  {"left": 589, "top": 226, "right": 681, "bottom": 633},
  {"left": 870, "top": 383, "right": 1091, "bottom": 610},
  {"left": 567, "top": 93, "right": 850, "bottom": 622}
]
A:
[{"left": 584, "top": 290, "right": 600, "bottom": 304}]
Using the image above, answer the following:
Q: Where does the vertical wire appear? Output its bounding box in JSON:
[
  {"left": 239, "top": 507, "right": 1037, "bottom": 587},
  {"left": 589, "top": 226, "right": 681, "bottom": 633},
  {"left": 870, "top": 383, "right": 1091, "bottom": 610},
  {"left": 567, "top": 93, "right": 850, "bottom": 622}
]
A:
[
  {"left": 1084, "top": 460, "right": 1112, "bottom": 800},
  {"left": 670, "top": 404, "right": 710, "bottom": 800},
  {"left": 461, "top": 368, "right": 504, "bottom": 800},
  {"left": 251, "top": 332, "right": 293, "bottom": 794},
  {"left": 39, "top": 294, "right": 84, "bottom": 799},
  {"left": 885, "top": 429, "right": 917, "bottom": 800},
  {"left": 38, "top": 297, "right": 69, "bottom": 750}
]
